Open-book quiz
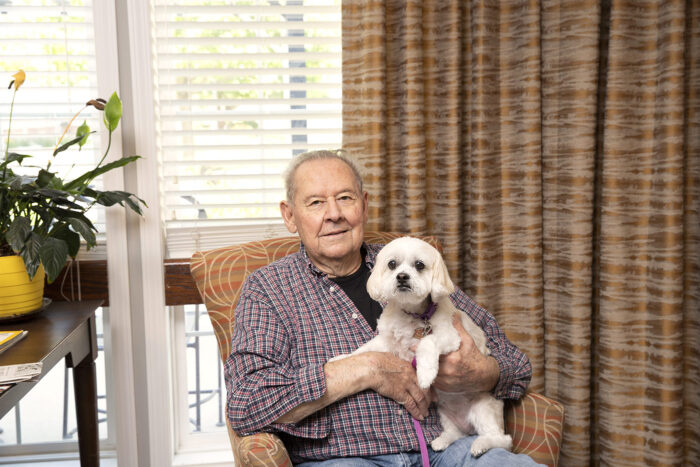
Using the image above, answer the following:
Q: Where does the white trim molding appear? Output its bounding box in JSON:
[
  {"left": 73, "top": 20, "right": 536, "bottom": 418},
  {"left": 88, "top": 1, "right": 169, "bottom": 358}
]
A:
[
  {"left": 115, "top": 0, "right": 173, "bottom": 465},
  {"left": 93, "top": 1, "right": 139, "bottom": 465}
]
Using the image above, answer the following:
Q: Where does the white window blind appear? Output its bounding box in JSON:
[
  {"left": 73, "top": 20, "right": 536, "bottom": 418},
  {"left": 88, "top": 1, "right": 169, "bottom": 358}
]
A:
[
  {"left": 0, "top": 0, "right": 108, "bottom": 255},
  {"left": 151, "top": 0, "right": 343, "bottom": 258}
]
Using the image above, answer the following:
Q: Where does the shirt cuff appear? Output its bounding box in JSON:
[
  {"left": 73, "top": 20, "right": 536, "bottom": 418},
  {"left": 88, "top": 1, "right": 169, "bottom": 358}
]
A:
[
  {"left": 491, "top": 353, "right": 517, "bottom": 400},
  {"left": 269, "top": 363, "right": 330, "bottom": 439}
]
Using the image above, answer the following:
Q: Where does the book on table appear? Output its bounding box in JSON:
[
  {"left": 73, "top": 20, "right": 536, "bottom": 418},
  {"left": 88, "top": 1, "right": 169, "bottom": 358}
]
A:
[{"left": 0, "top": 330, "right": 28, "bottom": 355}]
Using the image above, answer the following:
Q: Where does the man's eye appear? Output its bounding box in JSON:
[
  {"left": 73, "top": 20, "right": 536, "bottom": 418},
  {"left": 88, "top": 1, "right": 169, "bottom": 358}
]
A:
[
  {"left": 415, "top": 261, "right": 425, "bottom": 271},
  {"left": 388, "top": 260, "right": 397, "bottom": 270},
  {"left": 309, "top": 200, "right": 323, "bottom": 207}
]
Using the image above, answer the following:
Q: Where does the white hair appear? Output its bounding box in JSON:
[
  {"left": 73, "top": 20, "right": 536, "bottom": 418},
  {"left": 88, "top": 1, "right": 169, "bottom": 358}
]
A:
[{"left": 283, "top": 149, "right": 364, "bottom": 204}]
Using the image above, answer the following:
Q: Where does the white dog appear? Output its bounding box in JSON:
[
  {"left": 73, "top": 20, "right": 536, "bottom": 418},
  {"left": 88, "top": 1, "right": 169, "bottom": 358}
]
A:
[{"left": 334, "top": 237, "right": 512, "bottom": 457}]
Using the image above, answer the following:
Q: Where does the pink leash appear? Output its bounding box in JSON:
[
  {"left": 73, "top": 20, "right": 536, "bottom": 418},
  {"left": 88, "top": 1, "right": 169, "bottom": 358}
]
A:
[{"left": 411, "top": 356, "right": 430, "bottom": 467}]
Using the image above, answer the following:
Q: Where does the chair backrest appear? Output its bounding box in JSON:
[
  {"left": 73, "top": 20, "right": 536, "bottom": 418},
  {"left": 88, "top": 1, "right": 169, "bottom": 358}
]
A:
[{"left": 189, "top": 231, "right": 440, "bottom": 363}]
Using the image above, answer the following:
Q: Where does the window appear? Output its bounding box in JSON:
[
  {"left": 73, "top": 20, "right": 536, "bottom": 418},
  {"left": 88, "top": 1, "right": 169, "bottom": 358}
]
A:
[
  {"left": 151, "top": 0, "right": 343, "bottom": 258},
  {"left": 0, "top": 0, "right": 116, "bottom": 457}
]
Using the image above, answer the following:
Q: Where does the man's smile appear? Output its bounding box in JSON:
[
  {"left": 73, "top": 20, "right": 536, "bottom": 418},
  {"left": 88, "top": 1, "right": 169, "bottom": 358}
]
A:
[{"left": 321, "top": 229, "right": 349, "bottom": 238}]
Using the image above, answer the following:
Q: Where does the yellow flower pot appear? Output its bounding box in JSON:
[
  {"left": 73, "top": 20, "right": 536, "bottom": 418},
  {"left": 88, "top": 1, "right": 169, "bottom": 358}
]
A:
[{"left": 0, "top": 256, "right": 45, "bottom": 318}]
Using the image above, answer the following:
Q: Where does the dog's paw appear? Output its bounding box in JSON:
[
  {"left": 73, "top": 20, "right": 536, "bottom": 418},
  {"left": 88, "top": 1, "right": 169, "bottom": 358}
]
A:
[
  {"left": 469, "top": 434, "right": 513, "bottom": 458},
  {"left": 416, "top": 366, "right": 437, "bottom": 389},
  {"left": 430, "top": 434, "right": 454, "bottom": 451},
  {"left": 469, "top": 437, "right": 490, "bottom": 458}
]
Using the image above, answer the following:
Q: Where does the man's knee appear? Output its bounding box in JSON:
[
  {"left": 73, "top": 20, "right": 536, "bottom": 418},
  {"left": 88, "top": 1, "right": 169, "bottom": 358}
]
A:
[{"left": 431, "top": 435, "right": 544, "bottom": 466}]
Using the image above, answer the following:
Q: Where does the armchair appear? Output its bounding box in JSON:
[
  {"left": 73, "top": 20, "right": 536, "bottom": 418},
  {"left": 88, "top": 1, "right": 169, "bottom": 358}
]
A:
[{"left": 190, "top": 232, "right": 564, "bottom": 466}]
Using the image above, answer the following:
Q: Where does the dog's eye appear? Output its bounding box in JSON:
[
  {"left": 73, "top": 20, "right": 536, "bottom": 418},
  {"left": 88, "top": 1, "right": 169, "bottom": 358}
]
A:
[
  {"left": 415, "top": 260, "right": 425, "bottom": 271},
  {"left": 388, "top": 260, "right": 397, "bottom": 270}
]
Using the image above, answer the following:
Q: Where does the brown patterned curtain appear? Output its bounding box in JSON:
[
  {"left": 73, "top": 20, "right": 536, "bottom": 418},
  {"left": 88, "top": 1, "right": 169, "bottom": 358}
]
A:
[{"left": 342, "top": 0, "right": 700, "bottom": 465}]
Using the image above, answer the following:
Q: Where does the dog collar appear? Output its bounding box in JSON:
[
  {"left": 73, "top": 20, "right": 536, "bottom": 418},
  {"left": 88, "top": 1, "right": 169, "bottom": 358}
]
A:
[
  {"left": 403, "top": 301, "right": 437, "bottom": 321},
  {"left": 404, "top": 302, "right": 437, "bottom": 339}
]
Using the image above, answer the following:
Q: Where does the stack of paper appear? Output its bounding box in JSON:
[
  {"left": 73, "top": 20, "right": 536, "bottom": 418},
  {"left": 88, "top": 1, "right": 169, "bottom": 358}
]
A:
[
  {"left": 0, "top": 362, "right": 42, "bottom": 384},
  {"left": 0, "top": 330, "right": 28, "bottom": 355}
]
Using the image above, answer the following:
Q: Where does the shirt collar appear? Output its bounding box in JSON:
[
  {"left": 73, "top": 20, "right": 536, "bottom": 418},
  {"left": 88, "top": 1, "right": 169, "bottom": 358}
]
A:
[{"left": 298, "top": 241, "right": 375, "bottom": 277}]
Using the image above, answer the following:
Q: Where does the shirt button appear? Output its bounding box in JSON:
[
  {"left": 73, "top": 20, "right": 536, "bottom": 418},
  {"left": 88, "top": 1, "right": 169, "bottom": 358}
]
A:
[
  {"left": 329, "top": 286, "right": 336, "bottom": 293},
  {"left": 351, "top": 312, "right": 358, "bottom": 319}
]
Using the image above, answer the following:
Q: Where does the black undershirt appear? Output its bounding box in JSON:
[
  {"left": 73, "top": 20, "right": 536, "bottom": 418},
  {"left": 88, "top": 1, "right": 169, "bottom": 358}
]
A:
[{"left": 330, "top": 261, "right": 383, "bottom": 331}]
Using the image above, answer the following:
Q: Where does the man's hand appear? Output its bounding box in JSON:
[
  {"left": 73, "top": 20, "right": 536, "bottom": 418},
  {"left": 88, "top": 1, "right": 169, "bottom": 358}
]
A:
[
  {"left": 362, "top": 352, "right": 433, "bottom": 420},
  {"left": 432, "top": 315, "right": 500, "bottom": 394}
]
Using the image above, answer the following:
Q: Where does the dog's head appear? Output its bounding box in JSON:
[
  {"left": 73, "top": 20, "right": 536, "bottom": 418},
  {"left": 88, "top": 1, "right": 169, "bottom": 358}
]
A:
[{"left": 367, "top": 237, "right": 454, "bottom": 305}]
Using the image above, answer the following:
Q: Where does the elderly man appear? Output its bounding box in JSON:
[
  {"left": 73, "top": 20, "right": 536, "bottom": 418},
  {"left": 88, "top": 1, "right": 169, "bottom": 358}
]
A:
[{"left": 225, "top": 150, "right": 538, "bottom": 466}]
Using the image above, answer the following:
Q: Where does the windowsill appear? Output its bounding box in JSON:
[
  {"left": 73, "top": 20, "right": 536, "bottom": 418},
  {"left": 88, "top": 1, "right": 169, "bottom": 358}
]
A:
[
  {"left": 0, "top": 448, "right": 234, "bottom": 467},
  {"left": 173, "top": 448, "right": 235, "bottom": 466},
  {"left": 0, "top": 451, "right": 116, "bottom": 466}
]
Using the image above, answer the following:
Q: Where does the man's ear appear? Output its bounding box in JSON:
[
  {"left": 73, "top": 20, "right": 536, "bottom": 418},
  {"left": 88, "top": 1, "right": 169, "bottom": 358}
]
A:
[
  {"left": 362, "top": 191, "right": 369, "bottom": 223},
  {"left": 430, "top": 251, "right": 454, "bottom": 301},
  {"left": 280, "top": 200, "right": 298, "bottom": 234}
]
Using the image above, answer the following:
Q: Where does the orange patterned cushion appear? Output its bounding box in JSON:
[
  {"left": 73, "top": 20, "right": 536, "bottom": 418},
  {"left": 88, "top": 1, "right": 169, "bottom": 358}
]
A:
[
  {"left": 228, "top": 424, "right": 292, "bottom": 467},
  {"left": 505, "top": 392, "right": 565, "bottom": 466}
]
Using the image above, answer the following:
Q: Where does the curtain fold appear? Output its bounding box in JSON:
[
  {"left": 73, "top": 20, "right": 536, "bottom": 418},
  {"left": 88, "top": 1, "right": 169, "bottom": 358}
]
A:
[{"left": 342, "top": 0, "right": 699, "bottom": 465}]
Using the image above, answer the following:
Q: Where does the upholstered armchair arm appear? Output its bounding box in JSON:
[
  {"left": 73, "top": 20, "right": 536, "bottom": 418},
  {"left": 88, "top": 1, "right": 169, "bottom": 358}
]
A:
[
  {"left": 504, "top": 391, "right": 565, "bottom": 467},
  {"left": 227, "top": 424, "right": 292, "bottom": 467}
]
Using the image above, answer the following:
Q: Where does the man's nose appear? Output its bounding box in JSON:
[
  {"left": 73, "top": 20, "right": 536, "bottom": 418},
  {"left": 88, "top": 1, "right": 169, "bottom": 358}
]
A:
[{"left": 324, "top": 198, "right": 342, "bottom": 220}]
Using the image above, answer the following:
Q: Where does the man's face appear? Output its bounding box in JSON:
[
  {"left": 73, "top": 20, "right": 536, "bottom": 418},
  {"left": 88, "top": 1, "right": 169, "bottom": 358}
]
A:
[{"left": 280, "top": 158, "right": 368, "bottom": 274}]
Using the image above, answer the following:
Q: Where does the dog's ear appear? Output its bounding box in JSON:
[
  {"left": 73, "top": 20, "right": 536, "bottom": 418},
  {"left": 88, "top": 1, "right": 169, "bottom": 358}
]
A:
[
  {"left": 430, "top": 250, "right": 454, "bottom": 301},
  {"left": 366, "top": 260, "right": 385, "bottom": 302}
]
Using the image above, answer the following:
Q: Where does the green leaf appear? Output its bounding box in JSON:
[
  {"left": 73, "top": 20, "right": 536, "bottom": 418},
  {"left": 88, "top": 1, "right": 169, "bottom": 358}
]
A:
[
  {"left": 103, "top": 92, "right": 122, "bottom": 131},
  {"left": 20, "top": 232, "right": 42, "bottom": 279},
  {"left": 39, "top": 237, "right": 69, "bottom": 283},
  {"left": 76, "top": 120, "right": 90, "bottom": 149},
  {"left": 37, "top": 169, "right": 55, "bottom": 188},
  {"left": 53, "top": 131, "right": 96, "bottom": 156},
  {"left": 31, "top": 205, "right": 55, "bottom": 229},
  {"left": 81, "top": 186, "right": 98, "bottom": 198},
  {"left": 6, "top": 216, "right": 31, "bottom": 251},
  {"left": 93, "top": 190, "right": 146, "bottom": 214},
  {"left": 10, "top": 176, "right": 23, "bottom": 190},
  {"left": 52, "top": 227, "right": 81, "bottom": 258},
  {"left": 68, "top": 217, "right": 97, "bottom": 247},
  {"left": 43, "top": 208, "right": 97, "bottom": 239},
  {"left": 124, "top": 196, "right": 145, "bottom": 215},
  {"left": 63, "top": 155, "right": 140, "bottom": 190},
  {"left": 2, "top": 152, "right": 30, "bottom": 166},
  {"left": 45, "top": 204, "right": 93, "bottom": 223},
  {"left": 37, "top": 191, "right": 83, "bottom": 210},
  {"left": 36, "top": 187, "right": 71, "bottom": 198}
]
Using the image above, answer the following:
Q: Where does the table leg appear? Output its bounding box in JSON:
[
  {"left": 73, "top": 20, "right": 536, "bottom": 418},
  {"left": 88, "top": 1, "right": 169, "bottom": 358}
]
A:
[{"left": 73, "top": 354, "right": 100, "bottom": 467}]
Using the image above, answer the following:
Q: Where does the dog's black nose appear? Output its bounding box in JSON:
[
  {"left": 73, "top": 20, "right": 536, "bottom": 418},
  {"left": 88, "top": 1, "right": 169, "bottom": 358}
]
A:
[{"left": 396, "top": 272, "right": 410, "bottom": 283}]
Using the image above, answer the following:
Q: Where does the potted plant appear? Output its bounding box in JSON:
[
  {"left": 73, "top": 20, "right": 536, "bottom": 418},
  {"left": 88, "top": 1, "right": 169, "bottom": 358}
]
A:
[{"left": 0, "top": 70, "right": 145, "bottom": 317}]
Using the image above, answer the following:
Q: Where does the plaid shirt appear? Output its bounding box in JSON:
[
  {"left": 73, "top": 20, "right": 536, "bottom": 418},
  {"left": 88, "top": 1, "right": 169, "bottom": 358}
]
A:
[{"left": 225, "top": 243, "right": 531, "bottom": 463}]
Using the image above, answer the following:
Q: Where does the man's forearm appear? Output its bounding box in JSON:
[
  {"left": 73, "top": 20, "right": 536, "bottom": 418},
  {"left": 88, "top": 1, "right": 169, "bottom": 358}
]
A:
[
  {"left": 275, "top": 351, "right": 432, "bottom": 424},
  {"left": 275, "top": 354, "right": 371, "bottom": 424}
]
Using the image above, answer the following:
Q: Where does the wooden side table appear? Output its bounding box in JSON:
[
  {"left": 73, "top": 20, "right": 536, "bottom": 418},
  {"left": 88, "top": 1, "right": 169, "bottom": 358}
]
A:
[{"left": 0, "top": 300, "right": 101, "bottom": 466}]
